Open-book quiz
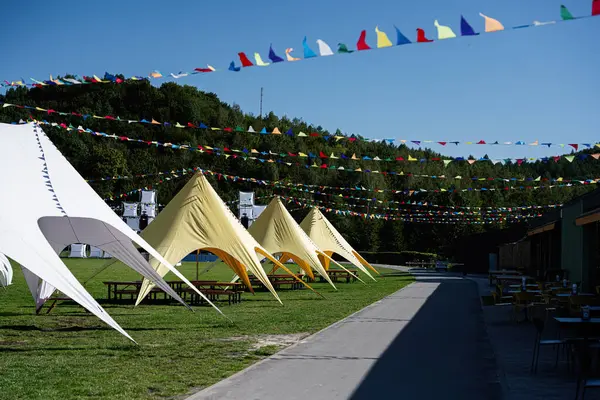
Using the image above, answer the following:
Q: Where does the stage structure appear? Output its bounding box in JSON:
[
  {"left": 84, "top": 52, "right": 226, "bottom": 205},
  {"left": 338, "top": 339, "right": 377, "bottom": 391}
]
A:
[{"left": 238, "top": 192, "right": 267, "bottom": 227}]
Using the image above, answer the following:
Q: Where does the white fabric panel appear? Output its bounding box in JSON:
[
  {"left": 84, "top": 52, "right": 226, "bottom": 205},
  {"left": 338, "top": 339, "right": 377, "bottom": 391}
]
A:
[
  {"left": 21, "top": 267, "right": 56, "bottom": 311},
  {"left": 123, "top": 202, "right": 138, "bottom": 217},
  {"left": 140, "top": 190, "right": 156, "bottom": 204},
  {"left": 141, "top": 203, "right": 156, "bottom": 217},
  {"left": 125, "top": 217, "right": 140, "bottom": 231},
  {"left": 0, "top": 123, "right": 223, "bottom": 340},
  {"left": 89, "top": 246, "right": 104, "bottom": 258},
  {"left": 0, "top": 253, "right": 12, "bottom": 286},
  {"left": 69, "top": 244, "right": 87, "bottom": 258}
]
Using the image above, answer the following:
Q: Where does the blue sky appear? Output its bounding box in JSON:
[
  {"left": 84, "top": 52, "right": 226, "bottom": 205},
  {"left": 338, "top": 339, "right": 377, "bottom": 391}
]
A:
[{"left": 0, "top": 0, "right": 598, "bottom": 161}]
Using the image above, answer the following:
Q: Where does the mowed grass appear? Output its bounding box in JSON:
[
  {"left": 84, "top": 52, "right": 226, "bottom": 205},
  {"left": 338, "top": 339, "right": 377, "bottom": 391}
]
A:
[{"left": 0, "top": 259, "right": 413, "bottom": 400}]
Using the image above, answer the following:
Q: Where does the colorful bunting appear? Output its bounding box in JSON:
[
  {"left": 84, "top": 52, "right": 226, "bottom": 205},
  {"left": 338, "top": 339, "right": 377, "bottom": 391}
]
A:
[
  {"left": 268, "top": 45, "right": 285, "bottom": 63},
  {"left": 2, "top": 4, "right": 598, "bottom": 88},
  {"left": 285, "top": 48, "right": 301, "bottom": 61},
  {"left": 357, "top": 30, "right": 371, "bottom": 50},
  {"left": 238, "top": 52, "right": 254, "bottom": 67},
  {"left": 394, "top": 26, "right": 412, "bottom": 45},
  {"left": 316, "top": 39, "right": 334, "bottom": 56},
  {"left": 416, "top": 28, "right": 434, "bottom": 42},
  {"left": 460, "top": 15, "right": 479, "bottom": 35},
  {"left": 254, "top": 53, "right": 270, "bottom": 66},
  {"left": 302, "top": 37, "right": 318, "bottom": 58},
  {"left": 375, "top": 26, "right": 394, "bottom": 48},
  {"left": 434, "top": 20, "right": 457, "bottom": 39},
  {"left": 479, "top": 13, "right": 505, "bottom": 32}
]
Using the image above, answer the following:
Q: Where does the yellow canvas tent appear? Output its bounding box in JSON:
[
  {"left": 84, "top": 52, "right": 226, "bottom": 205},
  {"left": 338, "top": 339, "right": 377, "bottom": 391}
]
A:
[
  {"left": 248, "top": 197, "right": 338, "bottom": 289},
  {"left": 300, "top": 207, "right": 379, "bottom": 280},
  {"left": 136, "top": 173, "right": 294, "bottom": 305}
]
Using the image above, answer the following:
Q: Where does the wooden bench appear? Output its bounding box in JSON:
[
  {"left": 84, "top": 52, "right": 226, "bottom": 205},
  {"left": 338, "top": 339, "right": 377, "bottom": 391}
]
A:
[{"left": 182, "top": 288, "right": 242, "bottom": 305}]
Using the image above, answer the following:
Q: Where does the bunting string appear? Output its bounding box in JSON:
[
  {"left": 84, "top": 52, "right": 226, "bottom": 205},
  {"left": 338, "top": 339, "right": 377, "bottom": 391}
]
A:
[
  {"left": 2, "top": 4, "right": 597, "bottom": 88},
  {"left": 33, "top": 120, "right": 600, "bottom": 167},
  {"left": 4, "top": 102, "right": 599, "bottom": 150},
  {"left": 85, "top": 165, "right": 600, "bottom": 187},
  {"left": 100, "top": 166, "right": 564, "bottom": 211}
]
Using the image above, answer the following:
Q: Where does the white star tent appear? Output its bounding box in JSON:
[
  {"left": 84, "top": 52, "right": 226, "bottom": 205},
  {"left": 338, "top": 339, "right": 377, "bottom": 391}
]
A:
[
  {"left": 0, "top": 253, "right": 12, "bottom": 287},
  {"left": 300, "top": 208, "right": 379, "bottom": 280},
  {"left": 0, "top": 123, "right": 224, "bottom": 341}
]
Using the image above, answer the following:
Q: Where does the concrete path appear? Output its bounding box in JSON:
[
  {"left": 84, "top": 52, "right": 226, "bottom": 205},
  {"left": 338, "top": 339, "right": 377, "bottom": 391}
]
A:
[{"left": 189, "top": 268, "right": 500, "bottom": 400}]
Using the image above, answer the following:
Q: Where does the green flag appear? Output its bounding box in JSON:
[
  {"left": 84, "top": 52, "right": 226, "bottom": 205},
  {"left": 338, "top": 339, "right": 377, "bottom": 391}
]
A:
[
  {"left": 560, "top": 5, "right": 574, "bottom": 20},
  {"left": 337, "top": 43, "right": 353, "bottom": 54}
]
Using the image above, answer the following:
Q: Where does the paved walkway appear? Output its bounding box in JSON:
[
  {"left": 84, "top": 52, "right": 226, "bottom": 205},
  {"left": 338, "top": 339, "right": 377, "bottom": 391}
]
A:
[{"left": 189, "top": 268, "right": 500, "bottom": 400}]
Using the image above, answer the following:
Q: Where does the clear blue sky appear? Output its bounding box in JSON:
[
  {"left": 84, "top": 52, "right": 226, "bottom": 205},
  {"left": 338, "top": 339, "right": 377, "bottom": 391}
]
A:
[{"left": 0, "top": 0, "right": 597, "bottom": 161}]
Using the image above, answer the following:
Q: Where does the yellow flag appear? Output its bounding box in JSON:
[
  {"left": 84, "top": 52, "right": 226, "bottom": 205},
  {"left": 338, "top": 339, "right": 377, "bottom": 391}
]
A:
[
  {"left": 254, "top": 53, "right": 270, "bottom": 66},
  {"left": 375, "top": 26, "right": 393, "bottom": 48},
  {"left": 434, "top": 20, "right": 457, "bottom": 39}
]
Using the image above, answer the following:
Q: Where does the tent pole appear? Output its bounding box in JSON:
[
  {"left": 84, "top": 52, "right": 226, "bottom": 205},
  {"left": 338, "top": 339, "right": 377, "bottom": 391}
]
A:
[{"left": 195, "top": 249, "right": 200, "bottom": 281}]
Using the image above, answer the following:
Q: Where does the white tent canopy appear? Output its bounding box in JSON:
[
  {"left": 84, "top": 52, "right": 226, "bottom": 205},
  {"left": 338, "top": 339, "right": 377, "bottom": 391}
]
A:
[
  {"left": 0, "top": 123, "right": 224, "bottom": 340},
  {"left": 0, "top": 253, "right": 12, "bottom": 287}
]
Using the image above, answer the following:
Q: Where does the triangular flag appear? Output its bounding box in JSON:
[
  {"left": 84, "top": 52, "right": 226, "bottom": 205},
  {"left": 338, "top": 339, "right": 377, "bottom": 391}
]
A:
[
  {"left": 394, "top": 26, "right": 411, "bottom": 45},
  {"left": 460, "top": 15, "right": 479, "bottom": 36},
  {"left": 375, "top": 26, "right": 393, "bottom": 48},
  {"left": 337, "top": 43, "right": 353, "bottom": 53},
  {"left": 357, "top": 30, "right": 371, "bottom": 50},
  {"left": 228, "top": 61, "right": 241, "bottom": 72},
  {"left": 298, "top": 132, "right": 308, "bottom": 137},
  {"left": 316, "top": 39, "right": 334, "bottom": 56},
  {"left": 272, "top": 127, "right": 281, "bottom": 134},
  {"left": 560, "top": 5, "right": 574, "bottom": 20},
  {"left": 254, "top": 53, "right": 270, "bottom": 66},
  {"left": 468, "top": 159, "right": 477, "bottom": 165},
  {"left": 247, "top": 126, "right": 255, "bottom": 133},
  {"left": 565, "top": 156, "right": 575, "bottom": 163},
  {"left": 238, "top": 52, "right": 254, "bottom": 67},
  {"left": 285, "top": 48, "right": 301, "bottom": 61},
  {"left": 302, "top": 37, "right": 318, "bottom": 58},
  {"left": 268, "top": 45, "right": 285, "bottom": 63},
  {"left": 594, "top": 0, "right": 600, "bottom": 16},
  {"left": 569, "top": 144, "right": 579, "bottom": 151},
  {"left": 416, "top": 28, "right": 434, "bottom": 43},
  {"left": 434, "top": 20, "right": 457, "bottom": 39},
  {"left": 479, "top": 13, "right": 504, "bottom": 32}
]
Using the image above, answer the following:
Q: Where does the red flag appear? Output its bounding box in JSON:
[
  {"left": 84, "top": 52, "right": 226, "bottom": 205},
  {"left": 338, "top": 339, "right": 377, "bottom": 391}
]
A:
[
  {"left": 593, "top": 0, "right": 600, "bottom": 15},
  {"left": 477, "top": 140, "right": 486, "bottom": 144},
  {"left": 194, "top": 67, "right": 214, "bottom": 73},
  {"left": 569, "top": 144, "right": 579, "bottom": 151},
  {"left": 357, "top": 30, "right": 371, "bottom": 50},
  {"left": 319, "top": 151, "right": 328, "bottom": 158},
  {"left": 396, "top": 156, "right": 404, "bottom": 161},
  {"left": 187, "top": 122, "right": 196, "bottom": 128},
  {"left": 320, "top": 164, "right": 328, "bottom": 169},
  {"left": 553, "top": 156, "right": 560, "bottom": 162},
  {"left": 416, "top": 28, "right": 433, "bottom": 43},
  {"left": 238, "top": 52, "right": 254, "bottom": 67},
  {"left": 223, "top": 127, "right": 233, "bottom": 132},
  {"left": 438, "top": 141, "right": 447, "bottom": 146},
  {"left": 310, "top": 132, "right": 320, "bottom": 137}
]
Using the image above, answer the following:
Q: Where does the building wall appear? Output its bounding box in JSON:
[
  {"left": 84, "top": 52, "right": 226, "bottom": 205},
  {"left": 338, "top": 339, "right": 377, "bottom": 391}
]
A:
[{"left": 561, "top": 202, "right": 584, "bottom": 284}]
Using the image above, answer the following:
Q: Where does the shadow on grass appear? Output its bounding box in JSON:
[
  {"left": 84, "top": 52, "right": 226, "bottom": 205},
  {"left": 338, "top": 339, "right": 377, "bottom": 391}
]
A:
[{"left": 0, "top": 324, "right": 173, "bottom": 333}]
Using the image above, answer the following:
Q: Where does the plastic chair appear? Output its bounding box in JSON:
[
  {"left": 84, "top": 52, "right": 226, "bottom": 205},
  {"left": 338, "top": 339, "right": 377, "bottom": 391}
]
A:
[{"left": 530, "top": 317, "right": 566, "bottom": 373}]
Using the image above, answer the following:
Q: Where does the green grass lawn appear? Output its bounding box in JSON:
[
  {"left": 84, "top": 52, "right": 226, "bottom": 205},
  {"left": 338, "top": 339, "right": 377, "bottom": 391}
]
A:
[{"left": 0, "top": 259, "right": 413, "bottom": 400}]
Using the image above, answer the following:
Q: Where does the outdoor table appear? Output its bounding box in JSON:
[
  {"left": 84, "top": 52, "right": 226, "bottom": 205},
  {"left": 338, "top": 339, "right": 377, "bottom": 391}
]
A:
[
  {"left": 509, "top": 284, "right": 538, "bottom": 289},
  {"left": 556, "top": 293, "right": 596, "bottom": 298},
  {"left": 103, "top": 281, "right": 142, "bottom": 300},
  {"left": 508, "top": 289, "right": 542, "bottom": 294},
  {"left": 489, "top": 270, "right": 521, "bottom": 285},
  {"left": 555, "top": 317, "right": 600, "bottom": 398}
]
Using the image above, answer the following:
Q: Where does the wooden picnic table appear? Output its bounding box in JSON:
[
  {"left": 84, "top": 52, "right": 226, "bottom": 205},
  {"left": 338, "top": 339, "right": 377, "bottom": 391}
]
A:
[
  {"left": 248, "top": 274, "right": 305, "bottom": 290},
  {"left": 168, "top": 280, "right": 244, "bottom": 305},
  {"left": 103, "top": 281, "right": 142, "bottom": 301}
]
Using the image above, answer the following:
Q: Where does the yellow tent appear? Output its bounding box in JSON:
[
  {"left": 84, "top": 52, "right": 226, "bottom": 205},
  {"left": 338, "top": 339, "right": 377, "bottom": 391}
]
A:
[
  {"left": 136, "top": 173, "right": 291, "bottom": 305},
  {"left": 300, "top": 207, "right": 379, "bottom": 280},
  {"left": 248, "top": 197, "right": 337, "bottom": 289}
]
